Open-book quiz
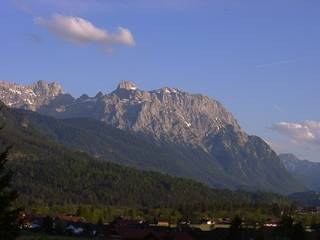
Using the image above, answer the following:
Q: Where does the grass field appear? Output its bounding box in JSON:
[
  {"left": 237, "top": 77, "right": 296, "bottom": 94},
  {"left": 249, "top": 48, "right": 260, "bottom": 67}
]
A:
[{"left": 18, "top": 232, "right": 93, "bottom": 240}]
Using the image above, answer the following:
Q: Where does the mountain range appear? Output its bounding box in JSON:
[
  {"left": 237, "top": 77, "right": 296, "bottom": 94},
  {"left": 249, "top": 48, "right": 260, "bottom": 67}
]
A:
[
  {"left": 0, "top": 101, "right": 289, "bottom": 209},
  {"left": 0, "top": 80, "right": 305, "bottom": 194},
  {"left": 280, "top": 153, "right": 320, "bottom": 192}
]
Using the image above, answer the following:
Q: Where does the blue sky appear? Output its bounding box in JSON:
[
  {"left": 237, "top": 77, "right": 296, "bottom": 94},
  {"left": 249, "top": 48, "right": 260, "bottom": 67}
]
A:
[{"left": 1, "top": 0, "right": 319, "bottom": 161}]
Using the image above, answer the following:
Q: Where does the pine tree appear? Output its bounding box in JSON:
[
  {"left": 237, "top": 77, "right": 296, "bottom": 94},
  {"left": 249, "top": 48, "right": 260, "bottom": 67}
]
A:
[
  {"left": 229, "top": 215, "right": 243, "bottom": 240},
  {"left": 0, "top": 147, "right": 20, "bottom": 239}
]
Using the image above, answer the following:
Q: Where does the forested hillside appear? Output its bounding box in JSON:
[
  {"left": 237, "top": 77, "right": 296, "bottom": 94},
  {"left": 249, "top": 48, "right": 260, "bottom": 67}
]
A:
[
  {"left": 0, "top": 80, "right": 304, "bottom": 194},
  {"left": 0, "top": 103, "right": 289, "bottom": 211}
]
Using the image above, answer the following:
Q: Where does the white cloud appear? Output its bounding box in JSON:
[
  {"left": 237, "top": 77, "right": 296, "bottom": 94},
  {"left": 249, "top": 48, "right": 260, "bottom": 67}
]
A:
[
  {"left": 273, "top": 104, "right": 283, "bottom": 112},
  {"left": 271, "top": 121, "right": 320, "bottom": 144},
  {"left": 112, "top": 27, "right": 135, "bottom": 46},
  {"left": 34, "top": 14, "right": 135, "bottom": 48}
]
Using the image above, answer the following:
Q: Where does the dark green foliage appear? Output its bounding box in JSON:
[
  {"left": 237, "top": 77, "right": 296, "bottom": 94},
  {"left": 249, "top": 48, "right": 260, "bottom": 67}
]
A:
[
  {"left": 270, "top": 203, "right": 282, "bottom": 217},
  {"left": 229, "top": 215, "right": 243, "bottom": 240},
  {"left": 13, "top": 107, "right": 304, "bottom": 194},
  {"left": 0, "top": 147, "right": 20, "bottom": 240},
  {"left": 292, "top": 222, "right": 306, "bottom": 240},
  {"left": 277, "top": 215, "right": 294, "bottom": 238},
  {"left": 311, "top": 223, "right": 320, "bottom": 233},
  {"left": 277, "top": 215, "right": 306, "bottom": 240},
  {"left": 0, "top": 103, "right": 290, "bottom": 213},
  {"left": 42, "top": 216, "right": 53, "bottom": 233},
  {"left": 210, "top": 130, "right": 304, "bottom": 193},
  {"left": 16, "top": 110, "right": 234, "bottom": 189}
]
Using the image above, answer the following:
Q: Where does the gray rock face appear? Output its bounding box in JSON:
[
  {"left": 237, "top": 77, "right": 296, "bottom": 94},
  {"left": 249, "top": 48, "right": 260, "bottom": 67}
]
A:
[
  {"left": 0, "top": 80, "right": 63, "bottom": 111},
  {"left": 40, "top": 81, "right": 247, "bottom": 146},
  {"left": 0, "top": 80, "right": 244, "bottom": 143},
  {"left": 0, "top": 80, "right": 305, "bottom": 193}
]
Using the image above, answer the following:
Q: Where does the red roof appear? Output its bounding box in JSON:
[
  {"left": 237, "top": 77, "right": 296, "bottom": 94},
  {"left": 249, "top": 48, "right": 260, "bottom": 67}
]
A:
[
  {"left": 56, "top": 214, "right": 84, "bottom": 223},
  {"left": 266, "top": 218, "right": 281, "bottom": 224},
  {"left": 20, "top": 214, "right": 46, "bottom": 222}
]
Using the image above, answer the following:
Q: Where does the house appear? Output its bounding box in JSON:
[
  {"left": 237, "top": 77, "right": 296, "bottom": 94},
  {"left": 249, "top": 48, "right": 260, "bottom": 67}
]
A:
[
  {"left": 55, "top": 213, "right": 85, "bottom": 223},
  {"left": 178, "top": 219, "right": 190, "bottom": 226},
  {"left": 214, "top": 218, "right": 231, "bottom": 229},
  {"left": 201, "top": 219, "right": 215, "bottom": 225},
  {"left": 264, "top": 218, "right": 281, "bottom": 228},
  {"left": 157, "top": 220, "right": 170, "bottom": 227},
  {"left": 65, "top": 223, "right": 84, "bottom": 235},
  {"left": 19, "top": 213, "right": 46, "bottom": 230}
]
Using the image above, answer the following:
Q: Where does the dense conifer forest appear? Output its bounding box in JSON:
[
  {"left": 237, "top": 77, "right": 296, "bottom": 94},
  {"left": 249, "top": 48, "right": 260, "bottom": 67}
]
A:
[{"left": 0, "top": 103, "right": 290, "bottom": 215}]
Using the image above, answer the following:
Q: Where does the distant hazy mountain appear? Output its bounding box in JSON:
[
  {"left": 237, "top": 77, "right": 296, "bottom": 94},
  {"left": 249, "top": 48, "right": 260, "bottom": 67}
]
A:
[
  {"left": 280, "top": 153, "right": 320, "bottom": 191},
  {"left": 0, "top": 80, "right": 305, "bottom": 193},
  {"left": 288, "top": 191, "right": 320, "bottom": 206}
]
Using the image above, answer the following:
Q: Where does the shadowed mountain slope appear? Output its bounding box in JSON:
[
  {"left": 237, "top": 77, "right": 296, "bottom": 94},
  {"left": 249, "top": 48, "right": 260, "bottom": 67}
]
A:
[{"left": 0, "top": 80, "right": 305, "bottom": 194}]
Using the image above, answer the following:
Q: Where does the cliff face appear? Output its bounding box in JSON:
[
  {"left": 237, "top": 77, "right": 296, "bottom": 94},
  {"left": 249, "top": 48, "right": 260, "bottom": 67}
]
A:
[
  {"left": 38, "top": 81, "right": 246, "bottom": 145},
  {"left": 0, "top": 80, "right": 305, "bottom": 193},
  {"left": 0, "top": 80, "right": 63, "bottom": 111}
]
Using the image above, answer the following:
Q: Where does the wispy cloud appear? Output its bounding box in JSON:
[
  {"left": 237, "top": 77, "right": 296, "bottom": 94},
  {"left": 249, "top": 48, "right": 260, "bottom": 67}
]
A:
[
  {"left": 11, "top": 0, "right": 33, "bottom": 14},
  {"left": 270, "top": 121, "right": 320, "bottom": 145},
  {"left": 26, "top": 33, "right": 43, "bottom": 43},
  {"left": 256, "top": 57, "right": 304, "bottom": 68},
  {"left": 34, "top": 14, "right": 135, "bottom": 49},
  {"left": 273, "top": 104, "right": 284, "bottom": 113}
]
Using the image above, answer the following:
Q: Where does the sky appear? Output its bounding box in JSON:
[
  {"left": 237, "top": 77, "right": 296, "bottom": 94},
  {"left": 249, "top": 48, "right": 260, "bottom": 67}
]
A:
[{"left": 0, "top": 0, "right": 320, "bottom": 161}]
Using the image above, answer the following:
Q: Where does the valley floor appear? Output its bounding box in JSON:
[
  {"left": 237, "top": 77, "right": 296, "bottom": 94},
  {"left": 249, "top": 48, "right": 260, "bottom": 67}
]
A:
[{"left": 18, "top": 232, "right": 92, "bottom": 240}]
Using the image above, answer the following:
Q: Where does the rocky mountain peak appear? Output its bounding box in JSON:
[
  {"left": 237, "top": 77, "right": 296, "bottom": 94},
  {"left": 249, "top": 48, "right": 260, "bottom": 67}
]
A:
[
  {"left": 98, "top": 82, "right": 246, "bottom": 145},
  {"left": 32, "top": 80, "right": 63, "bottom": 96},
  {"left": 117, "top": 81, "right": 138, "bottom": 91},
  {"left": 279, "top": 153, "right": 301, "bottom": 162},
  {"left": 0, "top": 79, "right": 303, "bottom": 193},
  {"left": 95, "top": 91, "right": 104, "bottom": 98},
  {"left": 0, "top": 79, "right": 246, "bottom": 145},
  {"left": 0, "top": 80, "right": 64, "bottom": 111}
]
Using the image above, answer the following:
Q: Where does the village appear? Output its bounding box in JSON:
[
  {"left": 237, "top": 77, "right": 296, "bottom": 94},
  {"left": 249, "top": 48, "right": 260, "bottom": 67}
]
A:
[{"left": 18, "top": 208, "right": 320, "bottom": 240}]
